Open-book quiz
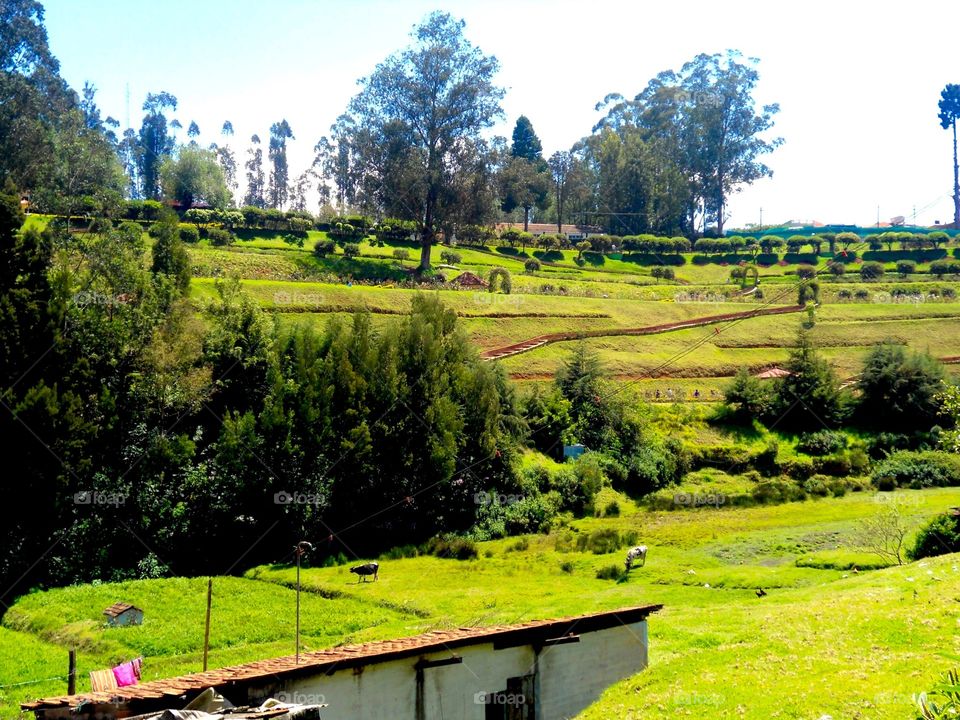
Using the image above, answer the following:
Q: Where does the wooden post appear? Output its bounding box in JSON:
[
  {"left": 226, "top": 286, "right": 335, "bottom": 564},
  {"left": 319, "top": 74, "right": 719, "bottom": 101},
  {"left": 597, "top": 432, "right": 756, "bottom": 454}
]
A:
[
  {"left": 67, "top": 649, "right": 76, "bottom": 695},
  {"left": 202, "top": 578, "right": 212, "bottom": 672}
]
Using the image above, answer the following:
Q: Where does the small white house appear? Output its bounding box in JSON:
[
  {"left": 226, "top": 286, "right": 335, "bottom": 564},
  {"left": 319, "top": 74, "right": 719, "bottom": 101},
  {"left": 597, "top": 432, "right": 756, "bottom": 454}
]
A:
[{"left": 25, "top": 605, "right": 661, "bottom": 720}]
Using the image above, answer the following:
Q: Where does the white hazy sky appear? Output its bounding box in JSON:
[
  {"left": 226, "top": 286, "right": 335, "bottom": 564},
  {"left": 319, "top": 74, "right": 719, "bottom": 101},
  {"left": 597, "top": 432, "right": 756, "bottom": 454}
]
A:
[{"left": 41, "top": 0, "right": 960, "bottom": 228}]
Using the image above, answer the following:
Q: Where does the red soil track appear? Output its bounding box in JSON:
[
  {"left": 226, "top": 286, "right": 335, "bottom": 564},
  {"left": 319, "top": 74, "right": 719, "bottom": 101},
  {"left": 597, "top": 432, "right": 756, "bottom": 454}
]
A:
[{"left": 479, "top": 304, "right": 807, "bottom": 361}]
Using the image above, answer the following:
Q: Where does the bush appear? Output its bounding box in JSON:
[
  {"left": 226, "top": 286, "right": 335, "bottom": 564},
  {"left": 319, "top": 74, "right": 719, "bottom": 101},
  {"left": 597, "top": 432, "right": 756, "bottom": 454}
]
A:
[
  {"left": 802, "top": 475, "right": 830, "bottom": 497},
  {"left": 782, "top": 456, "right": 815, "bottom": 480},
  {"left": 392, "top": 248, "right": 410, "bottom": 262},
  {"left": 343, "top": 242, "right": 361, "bottom": 258},
  {"left": 178, "top": 224, "right": 200, "bottom": 243},
  {"left": 205, "top": 227, "right": 234, "bottom": 246},
  {"left": 796, "top": 264, "right": 817, "bottom": 279},
  {"left": 859, "top": 261, "right": 885, "bottom": 280},
  {"left": 524, "top": 257, "right": 541, "bottom": 273},
  {"left": 595, "top": 564, "right": 627, "bottom": 581},
  {"left": 752, "top": 479, "right": 806, "bottom": 504},
  {"left": 796, "top": 430, "right": 848, "bottom": 456},
  {"left": 871, "top": 451, "right": 960, "bottom": 489},
  {"left": 930, "top": 259, "right": 960, "bottom": 278},
  {"left": 423, "top": 535, "right": 478, "bottom": 560},
  {"left": 909, "top": 512, "right": 960, "bottom": 560},
  {"left": 600, "top": 500, "right": 620, "bottom": 517},
  {"left": 895, "top": 259, "right": 916, "bottom": 277},
  {"left": 440, "top": 249, "right": 462, "bottom": 265},
  {"left": 503, "top": 495, "right": 558, "bottom": 535},
  {"left": 576, "top": 528, "right": 636, "bottom": 555},
  {"left": 313, "top": 238, "right": 336, "bottom": 257}
]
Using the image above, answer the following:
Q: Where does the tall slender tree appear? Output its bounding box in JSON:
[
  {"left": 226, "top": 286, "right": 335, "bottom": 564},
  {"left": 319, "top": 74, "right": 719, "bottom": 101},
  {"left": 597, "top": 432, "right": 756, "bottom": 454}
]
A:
[
  {"left": 136, "top": 91, "right": 177, "bottom": 199},
  {"left": 215, "top": 119, "right": 238, "bottom": 200},
  {"left": 939, "top": 84, "right": 960, "bottom": 226},
  {"left": 268, "top": 119, "right": 294, "bottom": 209},
  {"left": 548, "top": 151, "right": 571, "bottom": 232},
  {"left": 244, "top": 133, "right": 265, "bottom": 208}
]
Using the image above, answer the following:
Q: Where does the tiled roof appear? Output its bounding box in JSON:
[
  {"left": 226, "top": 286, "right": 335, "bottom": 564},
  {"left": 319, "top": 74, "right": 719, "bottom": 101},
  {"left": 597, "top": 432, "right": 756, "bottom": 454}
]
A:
[
  {"left": 23, "top": 605, "right": 661, "bottom": 712},
  {"left": 103, "top": 602, "right": 139, "bottom": 617}
]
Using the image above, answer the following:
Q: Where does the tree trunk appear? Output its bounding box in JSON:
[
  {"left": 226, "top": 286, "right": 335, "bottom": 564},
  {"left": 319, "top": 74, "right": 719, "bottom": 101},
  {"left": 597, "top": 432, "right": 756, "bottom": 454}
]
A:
[
  {"left": 953, "top": 120, "right": 960, "bottom": 226},
  {"left": 523, "top": 205, "right": 530, "bottom": 232}
]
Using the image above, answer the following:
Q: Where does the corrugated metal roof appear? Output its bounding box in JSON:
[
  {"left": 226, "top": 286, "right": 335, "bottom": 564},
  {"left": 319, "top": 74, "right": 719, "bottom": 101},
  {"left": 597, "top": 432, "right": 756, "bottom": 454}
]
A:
[{"left": 23, "top": 605, "right": 661, "bottom": 712}]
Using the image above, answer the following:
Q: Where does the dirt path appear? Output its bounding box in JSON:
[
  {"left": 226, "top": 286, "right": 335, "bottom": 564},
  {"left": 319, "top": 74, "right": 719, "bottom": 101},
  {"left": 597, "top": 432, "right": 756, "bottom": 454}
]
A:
[{"left": 479, "top": 304, "right": 806, "bottom": 361}]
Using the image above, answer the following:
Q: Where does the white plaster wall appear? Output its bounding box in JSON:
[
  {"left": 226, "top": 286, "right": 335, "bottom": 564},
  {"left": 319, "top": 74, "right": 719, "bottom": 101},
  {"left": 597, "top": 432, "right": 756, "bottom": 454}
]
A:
[
  {"left": 250, "top": 621, "right": 648, "bottom": 720},
  {"left": 536, "top": 621, "right": 649, "bottom": 720},
  {"left": 276, "top": 643, "right": 534, "bottom": 720}
]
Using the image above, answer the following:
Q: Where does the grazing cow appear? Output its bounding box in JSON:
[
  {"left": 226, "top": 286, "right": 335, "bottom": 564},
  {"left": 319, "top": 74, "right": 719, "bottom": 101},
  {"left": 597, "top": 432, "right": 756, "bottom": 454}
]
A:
[
  {"left": 350, "top": 562, "right": 379, "bottom": 583},
  {"left": 624, "top": 545, "right": 647, "bottom": 572}
]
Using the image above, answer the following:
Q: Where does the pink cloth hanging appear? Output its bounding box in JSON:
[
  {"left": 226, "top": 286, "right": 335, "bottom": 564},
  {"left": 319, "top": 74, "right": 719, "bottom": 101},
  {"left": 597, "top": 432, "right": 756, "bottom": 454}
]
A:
[{"left": 112, "top": 661, "right": 138, "bottom": 687}]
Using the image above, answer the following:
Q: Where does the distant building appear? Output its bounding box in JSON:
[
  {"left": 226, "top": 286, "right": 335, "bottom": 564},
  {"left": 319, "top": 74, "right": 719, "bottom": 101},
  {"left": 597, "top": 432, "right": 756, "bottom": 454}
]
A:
[
  {"left": 563, "top": 444, "right": 587, "bottom": 460},
  {"left": 496, "top": 223, "right": 604, "bottom": 241},
  {"left": 102, "top": 602, "right": 143, "bottom": 627},
  {"left": 754, "top": 368, "right": 792, "bottom": 380},
  {"left": 26, "top": 605, "right": 662, "bottom": 720}
]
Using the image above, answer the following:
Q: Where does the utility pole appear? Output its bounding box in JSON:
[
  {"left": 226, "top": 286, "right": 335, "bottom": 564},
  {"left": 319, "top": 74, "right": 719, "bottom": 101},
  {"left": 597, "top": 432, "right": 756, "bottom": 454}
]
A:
[
  {"left": 202, "top": 578, "right": 212, "bottom": 671},
  {"left": 295, "top": 541, "right": 313, "bottom": 664},
  {"left": 759, "top": 207, "right": 762, "bottom": 233}
]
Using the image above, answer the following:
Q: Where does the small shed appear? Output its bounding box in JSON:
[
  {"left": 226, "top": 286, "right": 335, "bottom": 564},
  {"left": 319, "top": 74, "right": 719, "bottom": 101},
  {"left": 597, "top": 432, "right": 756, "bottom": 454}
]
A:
[
  {"left": 451, "top": 271, "right": 488, "bottom": 288},
  {"left": 103, "top": 602, "right": 143, "bottom": 627}
]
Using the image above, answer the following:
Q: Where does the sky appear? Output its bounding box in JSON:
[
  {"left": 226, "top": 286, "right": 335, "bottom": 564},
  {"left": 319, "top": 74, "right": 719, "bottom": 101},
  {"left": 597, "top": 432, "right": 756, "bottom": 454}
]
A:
[{"left": 40, "top": 0, "right": 960, "bottom": 229}]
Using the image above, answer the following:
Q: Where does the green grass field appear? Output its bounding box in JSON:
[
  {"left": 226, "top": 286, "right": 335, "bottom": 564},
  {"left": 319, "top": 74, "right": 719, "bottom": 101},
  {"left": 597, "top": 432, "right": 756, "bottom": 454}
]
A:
[{"left": 4, "top": 488, "right": 958, "bottom": 719}]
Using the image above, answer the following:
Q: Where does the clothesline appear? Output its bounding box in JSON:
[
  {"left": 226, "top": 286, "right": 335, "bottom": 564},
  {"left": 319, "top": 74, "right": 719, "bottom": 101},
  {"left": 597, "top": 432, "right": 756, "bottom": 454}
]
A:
[{"left": 0, "top": 675, "right": 66, "bottom": 689}]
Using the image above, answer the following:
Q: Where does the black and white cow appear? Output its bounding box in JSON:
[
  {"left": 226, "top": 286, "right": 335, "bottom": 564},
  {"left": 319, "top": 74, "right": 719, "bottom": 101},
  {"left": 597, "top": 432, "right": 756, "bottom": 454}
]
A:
[
  {"left": 350, "top": 562, "right": 379, "bottom": 582},
  {"left": 624, "top": 545, "right": 647, "bottom": 571}
]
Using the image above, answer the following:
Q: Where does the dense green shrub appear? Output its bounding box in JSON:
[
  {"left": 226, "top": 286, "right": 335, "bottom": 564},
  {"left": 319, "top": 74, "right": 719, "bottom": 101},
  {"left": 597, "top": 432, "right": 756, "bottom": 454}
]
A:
[
  {"left": 313, "top": 238, "right": 336, "bottom": 257},
  {"left": 595, "top": 564, "right": 627, "bottom": 581},
  {"left": 752, "top": 479, "right": 806, "bottom": 504},
  {"left": 440, "top": 249, "right": 463, "bottom": 265},
  {"left": 205, "top": 227, "right": 235, "bottom": 246},
  {"left": 782, "top": 456, "right": 815, "bottom": 480},
  {"left": 576, "top": 527, "right": 637, "bottom": 554},
  {"left": 178, "top": 224, "right": 200, "bottom": 243},
  {"left": 524, "top": 257, "right": 541, "bottom": 273},
  {"left": 503, "top": 495, "right": 558, "bottom": 535},
  {"left": 871, "top": 451, "right": 960, "bottom": 489},
  {"left": 930, "top": 259, "right": 960, "bottom": 278},
  {"left": 895, "top": 259, "right": 916, "bottom": 277},
  {"left": 796, "top": 430, "right": 848, "bottom": 456},
  {"left": 343, "top": 242, "right": 361, "bottom": 258},
  {"left": 859, "top": 261, "right": 885, "bottom": 280},
  {"left": 423, "top": 535, "right": 478, "bottom": 560},
  {"left": 909, "top": 512, "right": 960, "bottom": 560}
]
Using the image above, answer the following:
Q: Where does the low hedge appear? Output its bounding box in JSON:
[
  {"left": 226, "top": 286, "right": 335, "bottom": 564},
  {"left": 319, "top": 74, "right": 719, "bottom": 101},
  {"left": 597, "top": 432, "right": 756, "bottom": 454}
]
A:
[{"left": 871, "top": 451, "right": 960, "bottom": 489}]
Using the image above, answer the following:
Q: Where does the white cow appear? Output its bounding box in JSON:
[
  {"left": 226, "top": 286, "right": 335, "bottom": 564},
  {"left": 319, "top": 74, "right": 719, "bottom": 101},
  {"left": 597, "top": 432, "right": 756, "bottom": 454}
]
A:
[{"left": 625, "top": 545, "right": 647, "bottom": 571}]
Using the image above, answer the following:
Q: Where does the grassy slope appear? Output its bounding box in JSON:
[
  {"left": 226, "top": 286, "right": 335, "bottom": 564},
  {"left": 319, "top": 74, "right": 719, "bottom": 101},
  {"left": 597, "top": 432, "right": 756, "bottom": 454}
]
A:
[{"left": 4, "top": 487, "right": 959, "bottom": 718}]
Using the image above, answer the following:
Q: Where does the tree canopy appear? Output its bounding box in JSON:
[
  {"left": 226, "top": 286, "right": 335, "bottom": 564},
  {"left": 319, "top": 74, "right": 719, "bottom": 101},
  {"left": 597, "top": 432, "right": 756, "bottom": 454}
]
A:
[{"left": 341, "top": 11, "right": 505, "bottom": 270}]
